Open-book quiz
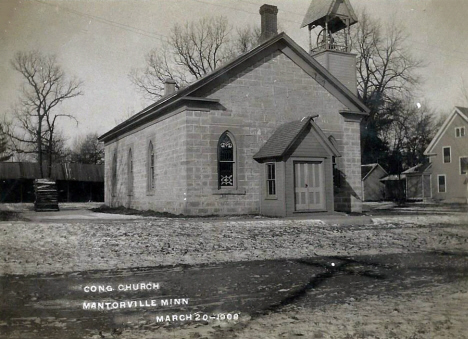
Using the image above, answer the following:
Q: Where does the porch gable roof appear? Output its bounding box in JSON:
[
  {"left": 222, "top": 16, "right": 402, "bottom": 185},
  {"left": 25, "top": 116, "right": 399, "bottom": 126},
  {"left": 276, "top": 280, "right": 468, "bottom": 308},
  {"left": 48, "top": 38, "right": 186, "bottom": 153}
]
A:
[{"left": 253, "top": 116, "right": 341, "bottom": 161}]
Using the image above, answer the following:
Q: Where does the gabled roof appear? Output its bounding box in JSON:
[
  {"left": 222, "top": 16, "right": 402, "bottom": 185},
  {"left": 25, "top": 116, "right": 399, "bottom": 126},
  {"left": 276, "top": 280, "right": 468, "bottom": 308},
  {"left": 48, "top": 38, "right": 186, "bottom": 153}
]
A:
[
  {"left": 253, "top": 116, "right": 341, "bottom": 161},
  {"left": 361, "top": 163, "right": 387, "bottom": 181},
  {"left": 457, "top": 106, "right": 468, "bottom": 116},
  {"left": 424, "top": 106, "right": 468, "bottom": 156},
  {"left": 402, "top": 162, "right": 432, "bottom": 175},
  {"left": 301, "top": 0, "right": 358, "bottom": 31},
  {"left": 99, "top": 32, "right": 368, "bottom": 144},
  {"left": 380, "top": 174, "right": 406, "bottom": 182}
]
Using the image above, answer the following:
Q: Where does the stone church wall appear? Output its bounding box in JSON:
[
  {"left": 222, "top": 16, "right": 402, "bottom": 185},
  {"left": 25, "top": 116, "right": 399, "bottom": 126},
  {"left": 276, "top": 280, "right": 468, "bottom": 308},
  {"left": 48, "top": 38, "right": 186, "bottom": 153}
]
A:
[
  {"left": 183, "top": 50, "right": 362, "bottom": 215},
  {"left": 104, "top": 49, "right": 363, "bottom": 215},
  {"left": 104, "top": 112, "right": 188, "bottom": 214}
]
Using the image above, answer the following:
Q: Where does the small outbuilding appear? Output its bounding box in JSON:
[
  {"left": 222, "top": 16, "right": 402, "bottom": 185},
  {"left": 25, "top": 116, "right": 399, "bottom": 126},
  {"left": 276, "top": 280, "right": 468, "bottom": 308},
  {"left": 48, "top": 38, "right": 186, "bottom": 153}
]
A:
[
  {"left": 402, "top": 163, "right": 432, "bottom": 201},
  {"left": 361, "top": 163, "right": 387, "bottom": 201},
  {"left": 380, "top": 174, "right": 406, "bottom": 202}
]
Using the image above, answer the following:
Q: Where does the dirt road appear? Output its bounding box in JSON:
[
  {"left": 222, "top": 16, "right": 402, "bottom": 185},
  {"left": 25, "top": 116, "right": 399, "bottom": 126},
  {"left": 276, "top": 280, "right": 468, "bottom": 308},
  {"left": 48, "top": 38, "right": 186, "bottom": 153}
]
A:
[{"left": 1, "top": 251, "right": 467, "bottom": 338}]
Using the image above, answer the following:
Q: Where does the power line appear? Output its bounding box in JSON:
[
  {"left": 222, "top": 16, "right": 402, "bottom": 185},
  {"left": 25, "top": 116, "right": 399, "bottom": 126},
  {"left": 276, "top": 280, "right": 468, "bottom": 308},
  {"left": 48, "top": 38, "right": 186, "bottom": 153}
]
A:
[
  {"left": 236, "top": 0, "right": 306, "bottom": 17},
  {"left": 189, "top": 0, "right": 303, "bottom": 25},
  {"left": 31, "top": 0, "right": 468, "bottom": 65},
  {"left": 33, "top": 0, "right": 168, "bottom": 42}
]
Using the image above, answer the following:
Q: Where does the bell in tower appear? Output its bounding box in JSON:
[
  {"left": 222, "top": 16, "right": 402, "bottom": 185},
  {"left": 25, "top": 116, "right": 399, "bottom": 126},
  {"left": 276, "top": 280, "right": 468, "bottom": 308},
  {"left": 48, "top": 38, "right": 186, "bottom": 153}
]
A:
[
  {"left": 302, "top": 0, "right": 359, "bottom": 94},
  {"left": 302, "top": 0, "right": 358, "bottom": 53}
]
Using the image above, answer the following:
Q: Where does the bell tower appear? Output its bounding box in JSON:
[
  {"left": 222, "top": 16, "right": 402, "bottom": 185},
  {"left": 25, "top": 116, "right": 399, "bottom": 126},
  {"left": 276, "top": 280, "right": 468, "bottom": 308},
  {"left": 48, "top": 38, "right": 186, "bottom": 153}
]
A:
[{"left": 302, "top": 0, "right": 358, "bottom": 94}]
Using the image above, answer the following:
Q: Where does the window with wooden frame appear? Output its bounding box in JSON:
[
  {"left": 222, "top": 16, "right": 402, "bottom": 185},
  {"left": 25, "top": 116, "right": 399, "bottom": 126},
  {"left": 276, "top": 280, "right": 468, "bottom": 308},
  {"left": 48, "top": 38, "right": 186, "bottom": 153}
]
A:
[
  {"left": 128, "top": 148, "right": 133, "bottom": 195},
  {"left": 443, "top": 147, "right": 451, "bottom": 163},
  {"left": 147, "top": 141, "right": 155, "bottom": 191},
  {"left": 438, "top": 174, "right": 446, "bottom": 193},
  {"left": 266, "top": 163, "right": 276, "bottom": 197},
  {"left": 460, "top": 156, "right": 468, "bottom": 175},
  {"left": 218, "top": 132, "right": 235, "bottom": 188},
  {"left": 455, "top": 126, "right": 465, "bottom": 138}
]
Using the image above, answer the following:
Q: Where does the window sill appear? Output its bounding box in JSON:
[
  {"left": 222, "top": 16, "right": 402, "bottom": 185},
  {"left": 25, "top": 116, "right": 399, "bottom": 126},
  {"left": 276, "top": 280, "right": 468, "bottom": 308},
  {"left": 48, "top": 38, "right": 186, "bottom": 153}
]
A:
[
  {"left": 146, "top": 191, "right": 155, "bottom": 196},
  {"left": 212, "top": 188, "right": 246, "bottom": 195},
  {"left": 265, "top": 195, "right": 278, "bottom": 200}
]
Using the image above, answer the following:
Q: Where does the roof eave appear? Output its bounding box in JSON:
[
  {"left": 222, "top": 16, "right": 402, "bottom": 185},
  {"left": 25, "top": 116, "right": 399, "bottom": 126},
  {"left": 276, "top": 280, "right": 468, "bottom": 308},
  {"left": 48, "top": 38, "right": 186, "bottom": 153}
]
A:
[{"left": 99, "top": 96, "right": 220, "bottom": 143}]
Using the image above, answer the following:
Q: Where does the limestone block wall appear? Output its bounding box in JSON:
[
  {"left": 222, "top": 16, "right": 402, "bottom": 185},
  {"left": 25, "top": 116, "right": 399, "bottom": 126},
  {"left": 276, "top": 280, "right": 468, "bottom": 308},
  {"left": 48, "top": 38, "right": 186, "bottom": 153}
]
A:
[
  {"left": 183, "top": 50, "right": 352, "bottom": 215},
  {"left": 104, "top": 112, "right": 188, "bottom": 214},
  {"left": 334, "top": 117, "right": 363, "bottom": 213}
]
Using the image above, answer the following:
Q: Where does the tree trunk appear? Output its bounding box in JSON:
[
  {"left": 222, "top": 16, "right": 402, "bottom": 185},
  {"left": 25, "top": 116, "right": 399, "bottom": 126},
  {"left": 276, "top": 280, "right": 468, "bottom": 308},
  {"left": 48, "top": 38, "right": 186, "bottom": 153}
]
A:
[
  {"left": 37, "top": 119, "right": 44, "bottom": 178},
  {"left": 47, "top": 134, "right": 53, "bottom": 178}
]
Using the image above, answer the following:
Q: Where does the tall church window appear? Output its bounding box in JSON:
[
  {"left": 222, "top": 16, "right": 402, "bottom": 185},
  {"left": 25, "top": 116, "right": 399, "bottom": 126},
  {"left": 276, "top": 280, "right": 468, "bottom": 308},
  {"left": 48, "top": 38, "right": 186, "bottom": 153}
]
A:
[
  {"left": 218, "top": 132, "right": 235, "bottom": 188},
  {"left": 111, "top": 152, "right": 117, "bottom": 196},
  {"left": 128, "top": 148, "right": 133, "bottom": 195},
  {"left": 147, "top": 141, "right": 155, "bottom": 191}
]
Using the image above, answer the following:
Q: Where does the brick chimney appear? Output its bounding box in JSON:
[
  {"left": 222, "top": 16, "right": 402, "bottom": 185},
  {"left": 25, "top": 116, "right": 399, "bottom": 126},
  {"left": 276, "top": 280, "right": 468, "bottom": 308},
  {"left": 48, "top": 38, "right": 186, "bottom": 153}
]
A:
[
  {"left": 164, "top": 78, "right": 176, "bottom": 96},
  {"left": 259, "top": 4, "right": 278, "bottom": 43}
]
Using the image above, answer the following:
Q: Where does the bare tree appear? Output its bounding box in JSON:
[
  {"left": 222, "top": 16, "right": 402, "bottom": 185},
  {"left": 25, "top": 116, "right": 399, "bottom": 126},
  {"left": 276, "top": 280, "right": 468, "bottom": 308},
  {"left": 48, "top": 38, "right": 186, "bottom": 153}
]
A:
[
  {"left": 130, "top": 17, "right": 260, "bottom": 101},
  {"left": 352, "top": 10, "right": 423, "bottom": 165},
  {"left": 7, "top": 51, "right": 83, "bottom": 177},
  {"left": 0, "top": 122, "right": 12, "bottom": 162},
  {"left": 230, "top": 25, "right": 261, "bottom": 55},
  {"left": 383, "top": 100, "right": 438, "bottom": 170},
  {"left": 70, "top": 132, "right": 104, "bottom": 165}
]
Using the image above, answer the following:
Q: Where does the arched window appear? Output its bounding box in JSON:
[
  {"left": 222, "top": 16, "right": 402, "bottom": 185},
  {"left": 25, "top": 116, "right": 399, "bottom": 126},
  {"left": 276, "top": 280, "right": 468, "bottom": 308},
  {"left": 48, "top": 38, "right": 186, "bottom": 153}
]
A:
[
  {"left": 147, "top": 141, "right": 155, "bottom": 191},
  {"left": 111, "top": 152, "right": 117, "bottom": 196},
  {"left": 218, "top": 132, "right": 236, "bottom": 188},
  {"left": 127, "top": 148, "right": 133, "bottom": 195}
]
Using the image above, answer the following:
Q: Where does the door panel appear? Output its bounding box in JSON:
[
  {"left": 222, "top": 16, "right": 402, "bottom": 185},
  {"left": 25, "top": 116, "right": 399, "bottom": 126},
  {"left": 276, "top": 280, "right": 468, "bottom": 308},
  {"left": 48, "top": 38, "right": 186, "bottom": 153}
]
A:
[{"left": 294, "top": 161, "right": 325, "bottom": 211}]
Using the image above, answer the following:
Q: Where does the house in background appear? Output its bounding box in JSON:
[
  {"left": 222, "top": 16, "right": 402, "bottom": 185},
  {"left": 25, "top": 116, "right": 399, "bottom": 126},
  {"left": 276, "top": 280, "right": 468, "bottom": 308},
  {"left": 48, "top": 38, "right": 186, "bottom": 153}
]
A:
[
  {"left": 361, "top": 163, "right": 387, "bottom": 201},
  {"left": 424, "top": 106, "right": 468, "bottom": 203},
  {"left": 99, "top": 1, "right": 369, "bottom": 216},
  {"left": 403, "top": 163, "right": 432, "bottom": 201}
]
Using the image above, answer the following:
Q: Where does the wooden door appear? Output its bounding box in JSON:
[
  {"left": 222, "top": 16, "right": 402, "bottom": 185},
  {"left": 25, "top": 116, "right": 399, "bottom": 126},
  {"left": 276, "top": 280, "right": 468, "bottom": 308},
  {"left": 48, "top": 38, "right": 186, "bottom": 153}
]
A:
[{"left": 294, "top": 161, "right": 325, "bottom": 211}]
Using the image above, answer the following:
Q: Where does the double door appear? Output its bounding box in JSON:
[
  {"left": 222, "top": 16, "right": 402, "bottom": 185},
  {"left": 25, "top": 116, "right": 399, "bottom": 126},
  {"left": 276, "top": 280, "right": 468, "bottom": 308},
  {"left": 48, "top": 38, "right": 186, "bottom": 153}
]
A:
[{"left": 294, "top": 161, "right": 325, "bottom": 211}]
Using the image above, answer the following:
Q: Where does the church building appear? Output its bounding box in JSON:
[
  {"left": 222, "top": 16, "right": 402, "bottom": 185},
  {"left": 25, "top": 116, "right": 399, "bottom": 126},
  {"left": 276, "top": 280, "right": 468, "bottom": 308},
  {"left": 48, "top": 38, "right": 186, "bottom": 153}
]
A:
[{"left": 99, "top": 0, "right": 369, "bottom": 216}]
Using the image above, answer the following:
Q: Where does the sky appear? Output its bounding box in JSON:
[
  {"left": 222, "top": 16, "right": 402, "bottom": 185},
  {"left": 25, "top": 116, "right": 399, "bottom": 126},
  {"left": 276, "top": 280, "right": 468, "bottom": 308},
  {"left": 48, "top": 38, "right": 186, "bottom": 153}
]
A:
[{"left": 1, "top": 0, "right": 468, "bottom": 146}]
